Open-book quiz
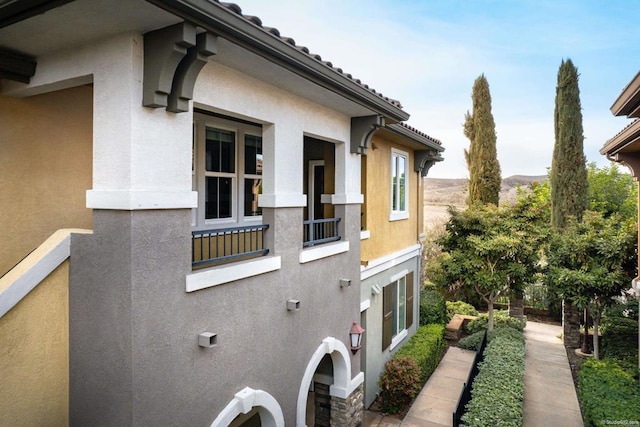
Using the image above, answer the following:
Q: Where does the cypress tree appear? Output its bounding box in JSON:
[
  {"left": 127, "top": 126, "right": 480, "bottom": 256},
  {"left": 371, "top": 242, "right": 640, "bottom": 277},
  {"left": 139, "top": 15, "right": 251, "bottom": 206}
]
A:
[
  {"left": 464, "top": 74, "right": 501, "bottom": 206},
  {"left": 550, "top": 58, "right": 588, "bottom": 349},
  {"left": 551, "top": 59, "right": 588, "bottom": 229}
]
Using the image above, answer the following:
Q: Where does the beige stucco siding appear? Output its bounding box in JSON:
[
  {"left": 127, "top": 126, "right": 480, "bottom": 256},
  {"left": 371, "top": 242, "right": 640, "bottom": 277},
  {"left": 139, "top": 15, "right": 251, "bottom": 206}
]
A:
[
  {"left": 0, "top": 260, "right": 69, "bottom": 426},
  {"left": 361, "top": 135, "right": 420, "bottom": 263},
  {"left": 0, "top": 86, "right": 93, "bottom": 276}
]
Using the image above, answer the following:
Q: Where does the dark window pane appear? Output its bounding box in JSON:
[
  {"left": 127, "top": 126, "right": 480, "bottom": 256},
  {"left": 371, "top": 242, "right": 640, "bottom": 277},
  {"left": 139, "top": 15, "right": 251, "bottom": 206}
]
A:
[
  {"left": 205, "top": 177, "right": 232, "bottom": 219},
  {"left": 244, "top": 135, "right": 263, "bottom": 175},
  {"left": 206, "top": 128, "right": 235, "bottom": 173},
  {"left": 244, "top": 178, "right": 262, "bottom": 217}
]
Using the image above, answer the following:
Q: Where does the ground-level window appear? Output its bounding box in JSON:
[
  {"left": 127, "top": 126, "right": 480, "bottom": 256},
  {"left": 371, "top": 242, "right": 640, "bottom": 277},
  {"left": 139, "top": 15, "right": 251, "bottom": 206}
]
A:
[
  {"left": 382, "top": 271, "right": 414, "bottom": 351},
  {"left": 390, "top": 148, "right": 409, "bottom": 221},
  {"left": 193, "top": 113, "right": 263, "bottom": 228}
]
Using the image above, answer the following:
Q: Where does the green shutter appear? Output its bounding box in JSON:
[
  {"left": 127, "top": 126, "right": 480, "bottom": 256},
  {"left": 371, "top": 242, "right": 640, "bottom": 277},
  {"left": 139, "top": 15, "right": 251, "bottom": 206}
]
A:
[
  {"left": 382, "top": 284, "right": 393, "bottom": 351},
  {"left": 406, "top": 272, "right": 414, "bottom": 329}
]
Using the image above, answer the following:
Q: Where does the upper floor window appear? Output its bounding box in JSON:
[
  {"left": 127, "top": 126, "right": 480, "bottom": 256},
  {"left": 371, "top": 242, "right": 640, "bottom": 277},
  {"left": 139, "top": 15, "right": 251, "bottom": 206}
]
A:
[
  {"left": 194, "top": 114, "right": 262, "bottom": 228},
  {"left": 390, "top": 148, "right": 409, "bottom": 221}
]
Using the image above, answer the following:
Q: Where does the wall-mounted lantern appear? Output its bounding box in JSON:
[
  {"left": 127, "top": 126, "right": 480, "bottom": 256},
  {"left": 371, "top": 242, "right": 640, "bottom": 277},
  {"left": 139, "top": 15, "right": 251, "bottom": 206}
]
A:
[{"left": 349, "top": 321, "right": 365, "bottom": 354}]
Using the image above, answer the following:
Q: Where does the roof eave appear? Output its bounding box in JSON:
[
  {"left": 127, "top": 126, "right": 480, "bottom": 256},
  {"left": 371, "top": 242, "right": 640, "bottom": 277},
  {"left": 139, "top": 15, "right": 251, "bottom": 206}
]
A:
[
  {"left": 610, "top": 71, "right": 640, "bottom": 118},
  {"left": 145, "top": 0, "right": 409, "bottom": 122},
  {"left": 386, "top": 123, "right": 444, "bottom": 152},
  {"left": 600, "top": 119, "right": 640, "bottom": 156}
]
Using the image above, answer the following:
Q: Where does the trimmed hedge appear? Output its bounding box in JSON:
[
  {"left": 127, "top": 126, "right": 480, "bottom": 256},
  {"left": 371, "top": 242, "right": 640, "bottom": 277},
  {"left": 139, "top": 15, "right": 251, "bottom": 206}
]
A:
[
  {"left": 420, "top": 284, "right": 448, "bottom": 325},
  {"left": 447, "top": 300, "right": 479, "bottom": 321},
  {"left": 462, "top": 328, "right": 525, "bottom": 427},
  {"left": 378, "top": 324, "right": 446, "bottom": 414},
  {"left": 394, "top": 324, "right": 446, "bottom": 383},
  {"left": 458, "top": 331, "right": 485, "bottom": 351},
  {"left": 579, "top": 358, "right": 640, "bottom": 426},
  {"left": 466, "top": 310, "right": 526, "bottom": 334}
]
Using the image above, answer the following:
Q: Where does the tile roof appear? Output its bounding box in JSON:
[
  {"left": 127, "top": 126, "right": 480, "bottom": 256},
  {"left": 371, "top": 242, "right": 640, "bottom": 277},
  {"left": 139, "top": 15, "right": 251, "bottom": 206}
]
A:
[
  {"left": 217, "top": 1, "right": 404, "bottom": 109},
  {"left": 396, "top": 122, "right": 442, "bottom": 146}
]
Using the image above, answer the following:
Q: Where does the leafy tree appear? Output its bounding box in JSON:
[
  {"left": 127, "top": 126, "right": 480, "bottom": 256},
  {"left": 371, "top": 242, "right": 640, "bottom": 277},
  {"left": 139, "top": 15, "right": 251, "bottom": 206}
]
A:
[
  {"left": 432, "top": 201, "right": 545, "bottom": 331},
  {"left": 587, "top": 161, "right": 637, "bottom": 220},
  {"left": 547, "top": 211, "right": 637, "bottom": 359},
  {"left": 464, "top": 74, "right": 501, "bottom": 206},
  {"left": 550, "top": 58, "right": 588, "bottom": 229}
]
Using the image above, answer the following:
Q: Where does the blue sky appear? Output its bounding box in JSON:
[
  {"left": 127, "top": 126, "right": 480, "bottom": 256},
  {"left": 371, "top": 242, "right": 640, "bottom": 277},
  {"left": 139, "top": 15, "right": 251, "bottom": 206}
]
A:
[{"left": 234, "top": 0, "right": 640, "bottom": 178}]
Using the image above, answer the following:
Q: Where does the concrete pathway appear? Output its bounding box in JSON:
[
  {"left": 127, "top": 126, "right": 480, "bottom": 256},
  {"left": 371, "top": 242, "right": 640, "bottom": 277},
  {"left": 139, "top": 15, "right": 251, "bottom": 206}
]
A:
[
  {"left": 523, "top": 321, "right": 583, "bottom": 427},
  {"left": 364, "top": 347, "right": 475, "bottom": 427},
  {"left": 400, "top": 347, "right": 475, "bottom": 427}
]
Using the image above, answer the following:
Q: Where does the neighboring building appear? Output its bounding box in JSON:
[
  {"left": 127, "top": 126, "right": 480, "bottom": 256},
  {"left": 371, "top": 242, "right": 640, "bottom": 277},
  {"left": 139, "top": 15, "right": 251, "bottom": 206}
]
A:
[
  {"left": 0, "top": 1, "right": 442, "bottom": 425},
  {"left": 359, "top": 123, "right": 443, "bottom": 408},
  {"left": 600, "top": 72, "right": 640, "bottom": 303}
]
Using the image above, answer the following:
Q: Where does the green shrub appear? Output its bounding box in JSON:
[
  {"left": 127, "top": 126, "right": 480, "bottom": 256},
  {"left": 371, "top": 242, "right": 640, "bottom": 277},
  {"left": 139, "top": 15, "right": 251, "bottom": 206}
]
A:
[
  {"left": 579, "top": 359, "right": 640, "bottom": 426},
  {"left": 466, "top": 310, "right": 526, "bottom": 334},
  {"left": 487, "top": 326, "right": 525, "bottom": 344},
  {"left": 446, "top": 300, "right": 479, "bottom": 320},
  {"left": 378, "top": 324, "right": 446, "bottom": 413},
  {"left": 458, "top": 331, "right": 485, "bottom": 351},
  {"left": 601, "top": 316, "right": 638, "bottom": 369},
  {"left": 420, "top": 284, "right": 448, "bottom": 325},
  {"left": 377, "top": 357, "right": 422, "bottom": 414},
  {"left": 462, "top": 330, "right": 525, "bottom": 427},
  {"left": 395, "top": 324, "right": 446, "bottom": 383}
]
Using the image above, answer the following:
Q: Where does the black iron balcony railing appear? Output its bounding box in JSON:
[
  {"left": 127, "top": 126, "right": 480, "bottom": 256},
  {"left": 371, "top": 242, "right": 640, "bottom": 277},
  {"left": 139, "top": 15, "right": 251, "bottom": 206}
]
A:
[
  {"left": 303, "top": 218, "right": 341, "bottom": 247},
  {"left": 192, "top": 224, "right": 269, "bottom": 268}
]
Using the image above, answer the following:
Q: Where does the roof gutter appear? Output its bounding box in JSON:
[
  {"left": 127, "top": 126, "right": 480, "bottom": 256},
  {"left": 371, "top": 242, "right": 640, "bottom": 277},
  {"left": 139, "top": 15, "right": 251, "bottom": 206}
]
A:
[{"left": 145, "top": 0, "right": 409, "bottom": 122}]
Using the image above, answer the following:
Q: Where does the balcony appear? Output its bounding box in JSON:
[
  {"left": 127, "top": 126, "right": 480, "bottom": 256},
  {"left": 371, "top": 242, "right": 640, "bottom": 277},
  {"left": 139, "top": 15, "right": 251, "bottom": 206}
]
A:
[
  {"left": 192, "top": 224, "right": 269, "bottom": 269},
  {"left": 303, "top": 218, "right": 341, "bottom": 247}
]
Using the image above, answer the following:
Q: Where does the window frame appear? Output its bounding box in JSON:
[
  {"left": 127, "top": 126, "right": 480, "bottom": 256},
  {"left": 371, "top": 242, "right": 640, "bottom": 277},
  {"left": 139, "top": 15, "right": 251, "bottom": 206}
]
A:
[
  {"left": 389, "top": 148, "right": 409, "bottom": 221},
  {"left": 193, "top": 114, "right": 263, "bottom": 229},
  {"left": 382, "top": 271, "right": 414, "bottom": 351}
]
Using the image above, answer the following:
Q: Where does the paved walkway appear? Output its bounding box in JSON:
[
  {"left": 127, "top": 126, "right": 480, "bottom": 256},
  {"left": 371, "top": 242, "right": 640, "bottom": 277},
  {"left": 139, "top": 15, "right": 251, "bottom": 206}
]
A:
[
  {"left": 523, "top": 321, "right": 583, "bottom": 427},
  {"left": 366, "top": 321, "right": 584, "bottom": 427}
]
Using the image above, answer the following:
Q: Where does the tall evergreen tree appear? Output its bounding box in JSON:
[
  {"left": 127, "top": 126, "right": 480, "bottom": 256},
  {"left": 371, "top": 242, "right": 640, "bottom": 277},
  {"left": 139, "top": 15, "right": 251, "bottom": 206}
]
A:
[
  {"left": 550, "top": 58, "right": 588, "bottom": 349},
  {"left": 464, "top": 74, "right": 501, "bottom": 206},
  {"left": 551, "top": 59, "right": 588, "bottom": 229}
]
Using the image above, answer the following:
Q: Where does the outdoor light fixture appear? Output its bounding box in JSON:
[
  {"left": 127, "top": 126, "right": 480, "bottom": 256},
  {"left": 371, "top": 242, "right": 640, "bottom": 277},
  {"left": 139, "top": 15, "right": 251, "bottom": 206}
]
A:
[{"left": 349, "top": 321, "right": 365, "bottom": 354}]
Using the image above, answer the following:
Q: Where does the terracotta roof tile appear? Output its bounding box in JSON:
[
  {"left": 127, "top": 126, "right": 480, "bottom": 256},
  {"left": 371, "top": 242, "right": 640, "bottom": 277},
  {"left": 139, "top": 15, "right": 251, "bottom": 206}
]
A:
[
  {"left": 397, "top": 122, "right": 442, "bottom": 145},
  {"left": 216, "top": 1, "right": 404, "bottom": 109}
]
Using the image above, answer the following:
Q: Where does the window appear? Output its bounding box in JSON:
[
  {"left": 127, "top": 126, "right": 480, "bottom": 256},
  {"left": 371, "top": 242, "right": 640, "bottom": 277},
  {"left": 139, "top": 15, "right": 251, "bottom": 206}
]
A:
[
  {"left": 194, "top": 114, "right": 263, "bottom": 228},
  {"left": 382, "top": 272, "right": 414, "bottom": 351},
  {"left": 390, "top": 148, "right": 409, "bottom": 220}
]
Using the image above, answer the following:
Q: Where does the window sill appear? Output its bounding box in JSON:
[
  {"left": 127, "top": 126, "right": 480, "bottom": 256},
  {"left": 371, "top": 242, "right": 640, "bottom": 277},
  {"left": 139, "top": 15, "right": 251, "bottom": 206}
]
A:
[
  {"left": 299, "top": 241, "right": 350, "bottom": 264},
  {"left": 390, "top": 329, "right": 408, "bottom": 351},
  {"left": 186, "top": 255, "right": 281, "bottom": 292},
  {"left": 360, "top": 230, "right": 370, "bottom": 240},
  {"left": 389, "top": 212, "right": 409, "bottom": 221}
]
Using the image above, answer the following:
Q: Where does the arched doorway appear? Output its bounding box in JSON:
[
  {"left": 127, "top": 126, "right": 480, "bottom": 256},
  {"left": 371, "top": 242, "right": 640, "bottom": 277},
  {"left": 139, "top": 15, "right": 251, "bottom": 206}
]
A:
[
  {"left": 296, "top": 337, "right": 364, "bottom": 427},
  {"left": 211, "top": 387, "right": 284, "bottom": 427}
]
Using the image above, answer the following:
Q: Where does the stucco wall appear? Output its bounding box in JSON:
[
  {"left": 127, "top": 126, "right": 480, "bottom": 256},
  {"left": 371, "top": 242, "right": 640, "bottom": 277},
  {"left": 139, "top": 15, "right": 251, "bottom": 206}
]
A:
[
  {"left": 360, "top": 256, "right": 420, "bottom": 408},
  {"left": 0, "top": 261, "right": 69, "bottom": 426},
  {"left": 0, "top": 86, "right": 93, "bottom": 276},
  {"left": 361, "top": 135, "right": 419, "bottom": 263},
  {"left": 69, "top": 59, "right": 363, "bottom": 425}
]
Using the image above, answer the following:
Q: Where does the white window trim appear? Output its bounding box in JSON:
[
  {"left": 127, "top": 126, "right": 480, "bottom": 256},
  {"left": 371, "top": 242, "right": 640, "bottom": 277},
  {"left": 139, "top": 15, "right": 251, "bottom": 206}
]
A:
[
  {"left": 390, "top": 329, "right": 408, "bottom": 350},
  {"left": 389, "top": 148, "right": 409, "bottom": 221},
  {"left": 186, "top": 255, "right": 281, "bottom": 292},
  {"left": 193, "top": 114, "right": 264, "bottom": 230}
]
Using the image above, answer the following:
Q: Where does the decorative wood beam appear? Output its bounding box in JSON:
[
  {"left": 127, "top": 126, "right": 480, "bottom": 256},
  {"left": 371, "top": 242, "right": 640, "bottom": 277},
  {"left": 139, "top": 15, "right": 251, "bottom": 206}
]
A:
[
  {"left": 0, "top": 47, "right": 36, "bottom": 83},
  {"left": 143, "top": 22, "right": 196, "bottom": 109},
  {"left": 167, "top": 31, "right": 217, "bottom": 113},
  {"left": 415, "top": 150, "right": 444, "bottom": 177},
  {"left": 611, "top": 152, "right": 640, "bottom": 181},
  {"left": 350, "top": 115, "right": 384, "bottom": 155}
]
